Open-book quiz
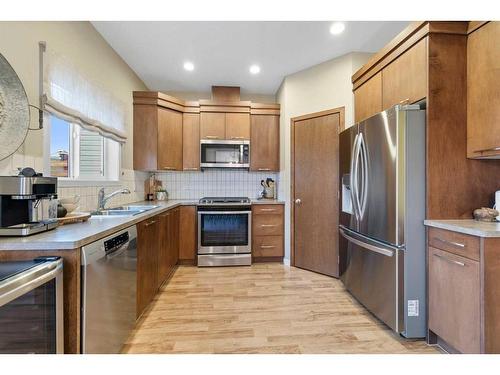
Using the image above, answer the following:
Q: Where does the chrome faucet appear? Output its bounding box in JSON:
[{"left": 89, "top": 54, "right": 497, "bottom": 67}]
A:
[{"left": 97, "top": 188, "right": 131, "bottom": 210}]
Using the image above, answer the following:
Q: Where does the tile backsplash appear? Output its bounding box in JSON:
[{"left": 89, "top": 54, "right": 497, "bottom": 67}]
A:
[{"left": 155, "top": 170, "right": 279, "bottom": 200}]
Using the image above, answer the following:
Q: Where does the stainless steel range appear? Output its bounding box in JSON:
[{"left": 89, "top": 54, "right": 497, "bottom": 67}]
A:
[{"left": 197, "top": 197, "right": 252, "bottom": 267}]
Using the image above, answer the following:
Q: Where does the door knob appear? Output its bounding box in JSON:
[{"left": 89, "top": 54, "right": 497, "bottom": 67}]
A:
[{"left": 295, "top": 198, "right": 302, "bottom": 205}]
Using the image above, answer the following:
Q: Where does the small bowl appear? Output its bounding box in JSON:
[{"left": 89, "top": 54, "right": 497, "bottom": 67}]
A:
[
  {"left": 59, "top": 195, "right": 80, "bottom": 205},
  {"left": 61, "top": 203, "right": 79, "bottom": 214}
]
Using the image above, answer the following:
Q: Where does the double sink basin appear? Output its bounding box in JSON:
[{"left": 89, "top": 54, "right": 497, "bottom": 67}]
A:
[{"left": 91, "top": 205, "right": 160, "bottom": 217}]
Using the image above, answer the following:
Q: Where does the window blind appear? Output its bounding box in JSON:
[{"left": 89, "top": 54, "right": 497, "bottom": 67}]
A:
[{"left": 79, "top": 128, "right": 104, "bottom": 177}]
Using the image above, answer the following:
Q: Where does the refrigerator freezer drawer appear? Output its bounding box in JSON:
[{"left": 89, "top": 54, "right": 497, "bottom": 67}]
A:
[{"left": 340, "top": 227, "right": 403, "bottom": 333}]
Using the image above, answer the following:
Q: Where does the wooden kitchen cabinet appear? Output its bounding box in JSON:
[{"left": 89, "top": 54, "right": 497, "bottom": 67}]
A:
[
  {"left": 182, "top": 113, "right": 200, "bottom": 170},
  {"left": 200, "top": 112, "right": 225, "bottom": 140},
  {"left": 158, "top": 107, "right": 183, "bottom": 171},
  {"left": 137, "top": 216, "right": 160, "bottom": 318},
  {"left": 428, "top": 246, "right": 480, "bottom": 353},
  {"left": 157, "top": 208, "right": 180, "bottom": 288},
  {"left": 427, "top": 226, "right": 500, "bottom": 353},
  {"left": 252, "top": 204, "right": 284, "bottom": 261},
  {"left": 354, "top": 71, "right": 382, "bottom": 122},
  {"left": 179, "top": 206, "right": 197, "bottom": 264},
  {"left": 133, "top": 103, "right": 183, "bottom": 171},
  {"left": 467, "top": 22, "right": 500, "bottom": 158},
  {"left": 382, "top": 37, "right": 427, "bottom": 109},
  {"left": 225, "top": 113, "right": 250, "bottom": 140},
  {"left": 250, "top": 114, "right": 280, "bottom": 172}
]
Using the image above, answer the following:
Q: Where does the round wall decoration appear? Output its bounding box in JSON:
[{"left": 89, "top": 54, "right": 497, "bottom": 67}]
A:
[{"left": 0, "top": 53, "right": 30, "bottom": 161}]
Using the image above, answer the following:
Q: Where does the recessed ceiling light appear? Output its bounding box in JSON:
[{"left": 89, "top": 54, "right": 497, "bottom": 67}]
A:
[
  {"left": 249, "top": 65, "right": 261, "bottom": 75},
  {"left": 183, "top": 61, "right": 194, "bottom": 71},
  {"left": 330, "top": 22, "right": 345, "bottom": 35}
]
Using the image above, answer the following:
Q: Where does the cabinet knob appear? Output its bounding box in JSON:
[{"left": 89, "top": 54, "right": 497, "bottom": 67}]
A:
[{"left": 295, "top": 198, "right": 302, "bottom": 205}]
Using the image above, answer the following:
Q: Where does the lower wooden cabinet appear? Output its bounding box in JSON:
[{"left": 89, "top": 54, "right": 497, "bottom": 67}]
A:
[
  {"left": 136, "top": 216, "right": 160, "bottom": 318},
  {"left": 428, "top": 246, "right": 480, "bottom": 353},
  {"left": 179, "top": 206, "right": 197, "bottom": 264},
  {"left": 252, "top": 204, "right": 284, "bottom": 261},
  {"left": 157, "top": 208, "right": 180, "bottom": 289},
  {"left": 427, "top": 227, "right": 500, "bottom": 353}
]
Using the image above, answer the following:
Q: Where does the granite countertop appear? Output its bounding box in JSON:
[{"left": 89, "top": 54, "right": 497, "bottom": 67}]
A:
[
  {"left": 424, "top": 219, "right": 500, "bottom": 238},
  {"left": 0, "top": 199, "right": 285, "bottom": 251}
]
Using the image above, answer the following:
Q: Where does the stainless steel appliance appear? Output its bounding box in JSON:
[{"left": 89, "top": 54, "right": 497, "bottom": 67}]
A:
[
  {"left": 200, "top": 140, "right": 250, "bottom": 169},
  {"left": 0, "top": 175, "right": 58, "bottom": 236},
  {"left": 198, "top": 197, "right": 252, "bottom": 266},
  {"left": 339, "top": 104, "right": 426, "bottom": 338},
  {"left": 81, "top": 225, "right": 137, "bottom": 353},
  {"left": 0, "top": 256, "right": 64, "bottom": 353}
]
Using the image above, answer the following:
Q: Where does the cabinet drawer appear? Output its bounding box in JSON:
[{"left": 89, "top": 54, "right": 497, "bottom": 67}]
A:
[
  {"left": 428, "top": 246, "right": 480, "bottom": 353},
  {"left": 253, "top": 235, "right": 284, "bottom": 257},
  {"left": 428, "top": 227, "right": 480, "bottom": 261},
  {"left": 252, "top": 204, "right": 284, "bottom": 215},
  {"left": 253, "top": 214, "right": 283, "bottom": 236}
]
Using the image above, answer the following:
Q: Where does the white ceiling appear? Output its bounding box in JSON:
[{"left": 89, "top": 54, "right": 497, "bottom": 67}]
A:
[{"left": 92, "top": 21, "right": 409, "bottom": 95}]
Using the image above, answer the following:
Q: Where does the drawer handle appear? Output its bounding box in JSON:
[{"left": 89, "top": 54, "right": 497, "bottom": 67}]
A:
[
  {"left": 260, "top": 224, "right": 277, "bottom": 228},
  {"left": 162, "top": 166, "right": 176, "bottom": 170},
  {"left": 260, "top": 208, "right": 276, "bottom": 212},
  {"left": 433, "top": 253, "right": 466, "bottom": 267},
  {"left": 205, "top": 135, "right": 219, "bottom": 139},
  {"left": 260, "top": 245, "right": 276, "bottom": 249},
  {"left": 145, "top": 220, "right": 157, "bottom": 227},
  {"left": 258, "top": 168, "right": 271, "bottom": 171},
  {"left": 183, "top": 167, "right": 198, "bottom": 171},
  {"left": 434, "top": 237, "right": 465, "bottom": 249}
]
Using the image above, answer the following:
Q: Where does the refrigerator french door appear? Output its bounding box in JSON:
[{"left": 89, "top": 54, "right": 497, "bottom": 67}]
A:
[{"left": 339, "top": 104, "right": 426, "bottom": 338}]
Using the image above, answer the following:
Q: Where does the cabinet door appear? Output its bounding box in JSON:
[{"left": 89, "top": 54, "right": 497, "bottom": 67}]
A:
[
  {"left": 467, "top": 22, "right": 500, "bottom": 158},
  {"left": 158, "top": 108, "right": 183, "bottom": 171},
  {"left": 225, "top": 113, "right": 250, "bottom": 140},
  {"left": 354, "top": 71, "right": 383, "bottom": 122},
  {"left": 428, "top": 246, "right": 480, "bottom": 353},
  {"left": 179, "top": 206, "right": 197, "bottom": 263},
  {"left": 170, "top": 208, "right": 180, "bottom": 267},
  {"left": 133, "top": 104, "right": 158, "bottom": 171},
  {"left": 250, "top": 115, "right": 280, "bottom": 172},
  {"left": 200, "top": 112, "right": 225, "bottom": 140},
  {"left": 382, "top": 37, "right": 427, "bottom": 109},
  {"left": 157, "top": 211, "right": 171, "bottom": 288},
  {"left": 136, "top": 217, "right": 159, "bottom": 317},
  {"left": 182, "top": 113, "right": 200, "bottom": 171}
]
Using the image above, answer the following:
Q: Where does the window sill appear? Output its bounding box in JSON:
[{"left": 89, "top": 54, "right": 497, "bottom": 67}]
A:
[{"left": 57, "top": 179, "right": 122, "bottom": 188}]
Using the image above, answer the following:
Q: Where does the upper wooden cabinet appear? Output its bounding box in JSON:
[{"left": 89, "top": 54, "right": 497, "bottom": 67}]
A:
[
  {"left": 226, "top": 113, "right": 250, "bottom": 140},
  {"left": 157, "top": 107, "right": 183, "bottom": 171},
  {"left": 182, "top": 112, "right": 200, "bottom": 171},
  {"left": 382, "top": 37, "right": 427, "bottom": 109},
  {"left": 200, "top": 112, "right": 226, "bottom": 140},
  {"left": 250, "top": 114, "right": 280, "bottom": 172},
  {"left": 467, "top": 22, "right": 500, "bottom": 158},
  {"left": 354, "top": 71, "right": 382, "bottom": 122},
  {"left": 133, "top": 92, "right": 185, "bottom": 171}
]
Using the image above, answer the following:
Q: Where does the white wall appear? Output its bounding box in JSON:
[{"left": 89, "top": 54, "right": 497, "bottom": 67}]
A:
[
  {"left": 277, "top": 52, "right": 372, "bottom": 261},
  {"left": 0, "top": 21, "right": 150, "bottom": 210}
]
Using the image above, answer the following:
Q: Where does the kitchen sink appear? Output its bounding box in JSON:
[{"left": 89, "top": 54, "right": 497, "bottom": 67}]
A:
[{"left": 90, "top": 205, "right": 160, "bottom": 217}]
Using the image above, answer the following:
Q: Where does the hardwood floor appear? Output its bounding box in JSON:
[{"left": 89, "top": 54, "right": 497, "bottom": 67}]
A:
[{"left": 123, "top": 264, "right": 440, "bottom": 354}]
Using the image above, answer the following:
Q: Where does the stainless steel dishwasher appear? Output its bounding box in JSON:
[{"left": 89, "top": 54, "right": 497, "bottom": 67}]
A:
[{"left": 81, "top": 225, "right": 137, "bottom": 354}]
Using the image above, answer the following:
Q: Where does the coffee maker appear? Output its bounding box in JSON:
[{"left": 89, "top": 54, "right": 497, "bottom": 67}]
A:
[{"left": 0, "top": 175, "right": 58, "bottom": 236}]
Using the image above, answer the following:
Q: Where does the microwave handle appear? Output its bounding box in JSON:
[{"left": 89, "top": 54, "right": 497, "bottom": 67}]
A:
[{"left": 240, "top": 144, "right": 244, "bottom": 163}]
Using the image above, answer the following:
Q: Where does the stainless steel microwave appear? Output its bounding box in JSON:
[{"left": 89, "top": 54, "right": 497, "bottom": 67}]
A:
[{"left": 200, "top": 140, "right": 250, "bottom": 169}]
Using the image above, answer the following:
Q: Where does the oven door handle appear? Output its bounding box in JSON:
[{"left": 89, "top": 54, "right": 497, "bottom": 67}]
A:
[{"left": 198, "top": 211, "right": 251, "bottom": 215}]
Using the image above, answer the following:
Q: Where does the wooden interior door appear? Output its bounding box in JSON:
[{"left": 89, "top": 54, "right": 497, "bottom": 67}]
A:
[{"left": 292, "top": 109, "right": 342, "bottom": 277}]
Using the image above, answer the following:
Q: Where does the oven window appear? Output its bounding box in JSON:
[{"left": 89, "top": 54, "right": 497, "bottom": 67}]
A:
[
  {"left": 0, "top": 279, "right": 57, "bottom": 354},
  {"left": 201, "top": 143, "right": 241, "bottom": 165},
  {"left": 200, "top": 213, "right": 249, "bottom": 247}
]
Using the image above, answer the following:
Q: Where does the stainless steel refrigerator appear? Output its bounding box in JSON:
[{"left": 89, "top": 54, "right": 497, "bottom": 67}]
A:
[{"left": 339, "top": 104, "right": 426, "bottom": 338}]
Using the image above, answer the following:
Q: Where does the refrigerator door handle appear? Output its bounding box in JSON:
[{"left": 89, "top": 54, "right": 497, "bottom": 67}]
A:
[
  {"left": 349, "top": 133, "right": 360, "bottom": 220},
  {"left": 359, "top": 133, "right": 369, "bottom": 217},
  {"left": 339, "top": 227, "right": 394, "bottom": 257}
]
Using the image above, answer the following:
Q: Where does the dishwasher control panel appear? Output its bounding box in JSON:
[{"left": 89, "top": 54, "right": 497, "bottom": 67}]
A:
[{"left": 104, "top": 231, "right": 129, "bottom": 252}]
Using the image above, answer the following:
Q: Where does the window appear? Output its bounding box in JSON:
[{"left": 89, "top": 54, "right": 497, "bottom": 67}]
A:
[{"left": 48, "top": 115, "right": 120, "bottom": 181}]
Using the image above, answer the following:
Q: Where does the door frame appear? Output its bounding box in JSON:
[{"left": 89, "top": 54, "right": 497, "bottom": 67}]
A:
[{"left": 290, "top": 107, "right": 345, "bottom": 268}]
